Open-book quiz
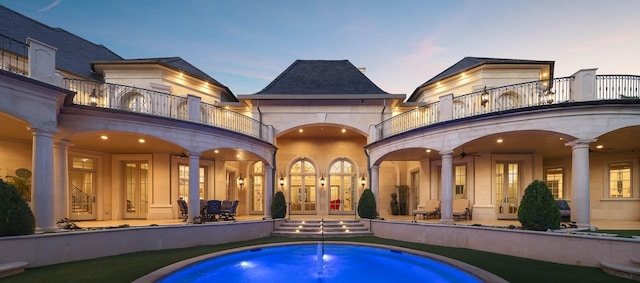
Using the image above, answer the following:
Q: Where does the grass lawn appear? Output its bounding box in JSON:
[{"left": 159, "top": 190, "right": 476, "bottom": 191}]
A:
[
  {"left": 593, "top": 230, "right": 640, "bottom": 238},
  {"left": 2, "top": 236, "right": 634, "bottom": 283}
]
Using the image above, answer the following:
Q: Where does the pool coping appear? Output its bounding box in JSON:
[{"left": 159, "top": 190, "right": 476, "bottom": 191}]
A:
[{"left": 132, "top": 241, "right": 508, "bottom": 283}]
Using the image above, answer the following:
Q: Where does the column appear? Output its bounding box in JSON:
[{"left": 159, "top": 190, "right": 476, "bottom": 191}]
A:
[
  {"left": 263, "top": 165, "right": 273, "bottom": 219},
  {"left": 30, "top": 126, "right": 58, "bottom": 231},
  {"left": 187, "top": 152, "right": 201, "bottom": 223},
  {"left": 370, "top": 165, "right": 380, "bottom": 203},
  {"left": 566, "top": 139, "right": 595, "bottom": 229},
  {"left": 54, "top": 140, "right": 72, "bottom": 221},
  {"left": 440, "top": 150, "right": 454, "bottom": 224}
]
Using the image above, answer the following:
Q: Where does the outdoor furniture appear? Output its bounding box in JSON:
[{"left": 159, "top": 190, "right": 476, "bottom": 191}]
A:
[
  {"left": 220, "top": 200, "right": 239, "bottom": 221},
  {"left": 413, "top": 199, "right": 440, "bottom": 220},
  {"left": 453, "top": 199, "right": 471, "bottom": 220},
  {"left": 205, "top": 200, "right": 222, "bottom": 221},
  {"left": 177, "top": 199, "right": 188, "bottom": 221},
  {"left": 557, "top": 200, "right": 571, "bottom": 221},
  {"left": 330, "top": 199, "right": 341, "bottom": 210}
]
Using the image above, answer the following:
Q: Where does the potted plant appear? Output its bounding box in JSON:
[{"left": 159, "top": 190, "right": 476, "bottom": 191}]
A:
[
  {"left": 390, "top": 192, "right": 400, "bottom": 215},
  {"left": 357, "top": 188, "right": 377, "bottom": 219}
]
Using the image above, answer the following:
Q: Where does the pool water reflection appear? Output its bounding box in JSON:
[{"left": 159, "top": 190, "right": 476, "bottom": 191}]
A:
[{"left": 159, "top": 243, "right": 482, "bottom": 283}]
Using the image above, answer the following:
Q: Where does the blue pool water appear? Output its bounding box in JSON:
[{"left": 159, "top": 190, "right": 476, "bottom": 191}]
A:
[{"left": 159, "top": 244, "right": 482, "bottom": 283}]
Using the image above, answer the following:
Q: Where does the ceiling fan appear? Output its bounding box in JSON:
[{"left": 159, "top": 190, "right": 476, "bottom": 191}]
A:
[{"left": 457, "top": 147, "right": 480, "bottom": 159}]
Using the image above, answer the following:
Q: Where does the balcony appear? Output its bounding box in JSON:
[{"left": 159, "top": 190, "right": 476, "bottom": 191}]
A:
[
  {"left": 0, "top": 34, "right": 28, "bottom": 76},
  {"left": 64, "top": 79, "right": 271, "bottom": 142},
  {"left": 374, "top": 74, "right": 640, "bottom": 141}
]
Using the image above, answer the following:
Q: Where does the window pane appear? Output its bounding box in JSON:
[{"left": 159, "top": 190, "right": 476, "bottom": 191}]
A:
[
  {"left": 545, "top": 168, "right": 563, "bottom": 199},
  {"left": 610, "top": 163, "right": 631, "bottom": 198}
]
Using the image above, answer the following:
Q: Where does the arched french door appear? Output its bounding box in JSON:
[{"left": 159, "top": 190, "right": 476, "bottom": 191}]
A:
[
  {"left": 289, "top": 159, "right": 317, "bottom": 214},
  {"left": 328, "top": 158, "right": 356, "bottom": 214},
  {"left": 250, "top": 161, "right": 265, "bottom": 214}
]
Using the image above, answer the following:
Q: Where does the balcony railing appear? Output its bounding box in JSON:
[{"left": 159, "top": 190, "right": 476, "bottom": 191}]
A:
[
  {"left": 375, "top": 74, "right": 640, "bottom": 141},
  {"left": 201, "top": 102, "right": 269, "bottom": 139},
  {"left": 0, "top": 34, "right": 28, "bottom": 76},
  {"left": 596, "top": 75, "right": 640, "bottom": 100},
  {"left": 64, "top": 79, "right": 270, "bottom": 141}
]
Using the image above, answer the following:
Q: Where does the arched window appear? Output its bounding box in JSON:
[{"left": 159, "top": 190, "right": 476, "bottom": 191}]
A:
[
  {"left": 495, "top": 91, "right": 519, "bottom": 110},
  {"left": 328, "top": 158, "right": 356, "bottom": 213},
  {"left": 289, "top": 159, "right": 316, "bottom": 213},
  {"left": 121, "top": 91, "right": 148, "bottom": 113}
]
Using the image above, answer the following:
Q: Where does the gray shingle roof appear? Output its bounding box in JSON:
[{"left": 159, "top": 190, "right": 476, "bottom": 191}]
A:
[
  {"left": 0, "top": 5, "right": 122, "bottom": 80},
  {"left": 256, "top": 60, "right": 389, "bottom": 95},
  {"left": 407, "top": 57, "right": 555, "bottom": 102}
]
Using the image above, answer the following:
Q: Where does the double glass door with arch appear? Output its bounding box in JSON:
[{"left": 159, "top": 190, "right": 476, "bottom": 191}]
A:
[{"left": 289, "top": 160, "right": 316, "bottom": 214}]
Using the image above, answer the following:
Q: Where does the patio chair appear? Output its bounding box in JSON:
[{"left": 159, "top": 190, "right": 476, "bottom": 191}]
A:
[
  {"left": 220, "top": 200, "right": 239, "bottom": 221},
  {"left": 453, "top": 199, "right": 471, "bottom": 220},
  {"left": 205, "top": 200, "right": 222, "bottom": 221},
  {"left": 556, "top": 199, "right": 571, "bottom": 221},
  {"left": 177, "top": 198, "right": 188, "bottom": 221},
  {"left": 413, "top": 199, "right": 440, "bottom": 220},
  {"left": 330, "top": 199, "right": 341, "bottom": 210}
]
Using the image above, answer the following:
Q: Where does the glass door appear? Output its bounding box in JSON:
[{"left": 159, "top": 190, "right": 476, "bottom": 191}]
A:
[
  {"left": 328, "top": 159, "right": 356, "bottom": 214},
  {"left": 289, "top": 159, "right": 316, "bottom": 214},
  {"left": 69, "top": 157, "right": 96, "bottom": 220},
  {"left": 124, "top": 161, "right": 148, "bottom": 219},
  {"left": 251, "top": 162, "right": 264, "bottom": 214},
  {"left": 496, "top": 162, "right": 520, "bottom": 219}
]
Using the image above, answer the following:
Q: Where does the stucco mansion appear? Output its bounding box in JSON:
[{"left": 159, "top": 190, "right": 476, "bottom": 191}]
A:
[{"left": 1, "top": 6, "right": 638, "bottom": 231}]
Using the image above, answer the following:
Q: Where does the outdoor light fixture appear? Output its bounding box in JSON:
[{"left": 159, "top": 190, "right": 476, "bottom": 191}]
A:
[
  {"left": 279, "top": 176, "right": 285, "bottom": 187},
  {"left": 238, "top": 175, "right": 244, "bottom": 188},
  {"left": 89, "top": 88, "right": 98, "bottom": 106},
  {"left": 480, "top": 86, "right": 490, "bottom": 107},
  {"left": 361, "top": 176, "right": 366, "bottom": 188},
  {"left": 320, "top": 176, "right": 326, "bottom": 187},
  {"left": 545, "top": 88, "right": 555, "bottom": 104}
]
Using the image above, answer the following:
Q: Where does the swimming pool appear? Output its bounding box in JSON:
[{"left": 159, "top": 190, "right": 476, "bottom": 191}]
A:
[{"left": 150, "top": 242, "right": 501, "bottom": 283}]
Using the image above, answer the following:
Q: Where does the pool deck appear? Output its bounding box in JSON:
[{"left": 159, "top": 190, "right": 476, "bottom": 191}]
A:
[{"left": 74, "top": 215, "right": 640, "bottom": 230}]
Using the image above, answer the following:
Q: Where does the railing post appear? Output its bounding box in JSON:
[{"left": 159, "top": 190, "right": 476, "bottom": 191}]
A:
[
  {"left": 187, "top": 94, "right": 201, "bottom": 123},
  {"left": 570, "top": 69, "right": 597, "bottom": 102},
  {"left": 439, "top": 93, "right": 454, "bottom": 122},
  {"left": 26, "top": 38, "right": 63, "bottom": 87}
]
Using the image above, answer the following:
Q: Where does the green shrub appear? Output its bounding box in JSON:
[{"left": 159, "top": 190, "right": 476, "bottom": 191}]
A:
[
  {"left": 358, "top": 188, "right": 377, "bottom": 219},
  {"left": 0, "top": 178, "right": 36, "bottom": 236},
  {"left": 518, "top": 180, "right": 561, "bottom": 231},
  {"left": 271, "top": 191, "right": 287, "bottom": 219}
]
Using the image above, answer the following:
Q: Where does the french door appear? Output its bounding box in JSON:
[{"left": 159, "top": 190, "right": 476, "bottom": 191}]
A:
[
  {"left": 69, "top": 157, "right": 97, "bottom": 220},
  {"left": 124, "top": 161, "right": 148, "bottom": 219},
  {"left": 496, "top": 162, "right": 520, "bottom": 219}
]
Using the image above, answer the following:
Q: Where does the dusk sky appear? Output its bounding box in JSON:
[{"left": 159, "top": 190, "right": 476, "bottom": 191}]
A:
[{"left": 2, "top": 0, "right": 639, "bottom": 96}]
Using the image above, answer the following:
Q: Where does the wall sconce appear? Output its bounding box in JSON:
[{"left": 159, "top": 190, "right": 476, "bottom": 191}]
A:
[
  {"left": 360, "top": 176, "right": 366, "bottom": 188},
  {"left": 480, "top": 86, "right": 490, "bottom": 107},
  {"left": 279, "top": 176, "right": 284, "bottom": 188},
  {"left": 545, "top": 88, "right": 555, "bottom": 104},
  {"left": 320, "top": 176, "right": 326, "bottom": 187},
  {"left": 89, "top": 88, "right": 98, "bottom": 106},
  {"left": 238, "top": 174, "right": 244, "bottom": 189}
]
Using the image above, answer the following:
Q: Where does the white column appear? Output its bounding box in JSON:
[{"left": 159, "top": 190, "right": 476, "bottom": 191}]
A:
[
  {"left": 370, "top": 165, "right": 380, "bottom": 204},
  {"left": 264, "top": 165, "right": 273, "bottom": 219},
  {"left": 440, "top": 150, "right": 454, "bottom": 224},
  {"left": 187, "top": 152, "right": 201, "bottom": 223},
  {"left": 54, "top": 140, "right": 72, "bottom": 221},
  {"left": 566, "top": 139, "right": 595, "bottom": 229},
  {"left": 30, "top": 126, "right": 58, "bottom": 231}
]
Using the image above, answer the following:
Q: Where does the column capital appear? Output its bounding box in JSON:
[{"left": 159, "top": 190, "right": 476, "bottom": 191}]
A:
[
  {"left": 187, "top": 151, "right": 201, "bottom": 158},
  {"left": 54, "top": 139, "right": 73, "bottom": 147},
  {"left": 565, "top": 139, "right": 597, "bottom": 148},
  {"left": 27, "top": 125, "right": 58, "bottom": 136},
  {"left": 440, "top": 150, "right": 454, "bottom": 157}
]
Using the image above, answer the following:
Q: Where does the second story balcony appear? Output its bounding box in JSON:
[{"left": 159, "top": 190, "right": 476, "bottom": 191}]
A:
[
  {"left": 64, "top": 78, "right": 272, "bottom": 142},
  {"left": 374, "top": 71, "right": 640, "bottom": 142}
]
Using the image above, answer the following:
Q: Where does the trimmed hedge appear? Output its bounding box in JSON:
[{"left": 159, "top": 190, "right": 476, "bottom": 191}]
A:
[
  {"left": 358, "top": 188, "right": 377, "bottom": 219},
  {"left": 271, "top": 191, "right": 287, "bottom": 219},
  {"left": 518, "top": 180, "right": 561, "bottom": 231},
  {"left": 0, "top": 178, "right": 36, "bottom": 236}
]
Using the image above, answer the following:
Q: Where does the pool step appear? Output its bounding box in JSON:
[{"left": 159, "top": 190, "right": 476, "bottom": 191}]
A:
[{"left": 272, "top": 219, "right": 372, "bottom": 238}]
